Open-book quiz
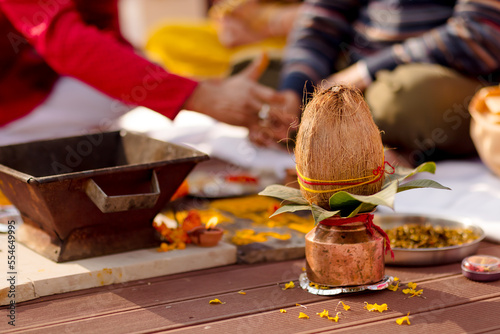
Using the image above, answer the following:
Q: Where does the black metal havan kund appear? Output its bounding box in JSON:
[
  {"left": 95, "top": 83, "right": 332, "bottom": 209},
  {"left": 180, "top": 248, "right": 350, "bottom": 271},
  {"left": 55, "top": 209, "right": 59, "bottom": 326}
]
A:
[{"left": 0, "top": 131, "right": 209, "bottom": 262}]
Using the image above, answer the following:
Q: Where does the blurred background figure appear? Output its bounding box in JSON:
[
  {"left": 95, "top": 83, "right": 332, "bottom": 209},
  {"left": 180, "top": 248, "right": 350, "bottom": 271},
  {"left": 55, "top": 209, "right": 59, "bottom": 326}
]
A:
[
  {"left": 258, "top": 0, "right": 500, "bottom": 166},
  {"left": 0, "top": 0, "right": 279, "bottom": 146},
  {"left": 145, "top": 0, "right": 302, "bottom": 89}
]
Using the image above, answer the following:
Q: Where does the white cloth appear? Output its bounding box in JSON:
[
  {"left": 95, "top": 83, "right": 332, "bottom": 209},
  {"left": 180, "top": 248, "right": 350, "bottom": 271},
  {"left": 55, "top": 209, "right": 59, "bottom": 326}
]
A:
[
  {"left": 120, "top": 108, "right": 297, "bottom": 179},
  {"left": 379, "top": 159, "right": 500, "bottom": 243},
  {"left": 0, "top": 77, "right": 131, "bottom": 146}
]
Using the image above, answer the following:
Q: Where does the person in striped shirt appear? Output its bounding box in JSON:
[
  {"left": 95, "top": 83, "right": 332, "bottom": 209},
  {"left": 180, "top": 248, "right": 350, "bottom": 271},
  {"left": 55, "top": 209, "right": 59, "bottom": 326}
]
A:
[{"left": 255, "top": 0, "right": 500, "bottom": 166}]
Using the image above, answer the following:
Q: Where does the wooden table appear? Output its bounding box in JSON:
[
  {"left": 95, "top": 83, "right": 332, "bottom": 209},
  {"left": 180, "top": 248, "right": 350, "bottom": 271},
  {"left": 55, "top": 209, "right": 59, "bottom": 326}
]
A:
[{"left": 2, "top": 241, "right": 500, "bottom": 333}]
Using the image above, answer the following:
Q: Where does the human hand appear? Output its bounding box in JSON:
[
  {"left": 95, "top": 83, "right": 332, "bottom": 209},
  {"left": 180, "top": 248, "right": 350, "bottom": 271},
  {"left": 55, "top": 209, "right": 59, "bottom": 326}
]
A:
[
  {"left": 184, "top": 53, "right": 280, "bottom": 128},
  {"left": 249, "top": 89, "right": 301, "bottom": 147},
  {"left": 216, "top": 15, "right": 264, "bottom": 48},
  {"left": 322, "top": 62, "right": 372, "bottom": 92}
]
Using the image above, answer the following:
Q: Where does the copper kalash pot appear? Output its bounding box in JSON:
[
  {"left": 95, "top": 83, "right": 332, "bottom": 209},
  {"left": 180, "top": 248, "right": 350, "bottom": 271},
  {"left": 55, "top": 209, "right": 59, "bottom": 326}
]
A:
[{"left": 305, "top": 213, "right": 391, "bottom": 287}]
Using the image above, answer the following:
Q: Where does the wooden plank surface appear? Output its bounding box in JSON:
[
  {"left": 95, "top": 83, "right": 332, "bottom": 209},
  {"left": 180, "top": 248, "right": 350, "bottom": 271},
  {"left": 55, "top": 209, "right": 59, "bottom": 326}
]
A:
[{"left": 1, "top": 242, "right": 499, "bottom": 333}]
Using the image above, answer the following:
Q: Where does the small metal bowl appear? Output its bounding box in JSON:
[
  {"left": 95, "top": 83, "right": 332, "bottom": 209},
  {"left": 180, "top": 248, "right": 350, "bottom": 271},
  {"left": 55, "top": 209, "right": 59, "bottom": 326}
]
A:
[
  {"left": 462, "top": 255, "right": 500, "bottom": 282},
  {"left": 374, "top": 213, "right": 485, "bottom": 266}
]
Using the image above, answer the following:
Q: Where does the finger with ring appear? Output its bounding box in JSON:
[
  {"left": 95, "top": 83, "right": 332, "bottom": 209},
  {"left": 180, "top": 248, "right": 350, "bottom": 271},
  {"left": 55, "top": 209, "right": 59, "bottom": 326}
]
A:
[{"left": 258, "top": 103, "right": 270, "bottom": 120}]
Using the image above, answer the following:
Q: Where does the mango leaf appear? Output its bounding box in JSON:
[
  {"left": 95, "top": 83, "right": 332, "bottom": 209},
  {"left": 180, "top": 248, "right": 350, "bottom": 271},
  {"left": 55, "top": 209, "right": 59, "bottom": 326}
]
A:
[
  {"left": 259, "top": 160, "right": 447, "bottom": 222},
  {"left": 330, "top": 181, "right": 398, "bottom": 213},
  {"left": 270, "top": 204, "right": 312, "bottom": 218},
  {"left": 328, "top": 192, "right": 365, "bottom": 213},
  {"left": 383, "top": 161, "right": 437, "bottom": 187},
  {"left": 310, "top": 204, "right": 340, "bottom": 224},
  {"left": 347, "top": 202, "right": 378, "bottom": 218},
  {"left": 397, "top": 179, "right": 450, "bottom": 192},
  {"left": 259, "top": 185, "right": 308, "bottom": 205}
]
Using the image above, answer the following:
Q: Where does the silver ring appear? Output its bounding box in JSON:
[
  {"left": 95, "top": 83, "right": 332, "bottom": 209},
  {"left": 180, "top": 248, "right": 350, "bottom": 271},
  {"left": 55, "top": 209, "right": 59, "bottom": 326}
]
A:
[{"left": 258, "top": 103, "right": 270, "bottom": 120}]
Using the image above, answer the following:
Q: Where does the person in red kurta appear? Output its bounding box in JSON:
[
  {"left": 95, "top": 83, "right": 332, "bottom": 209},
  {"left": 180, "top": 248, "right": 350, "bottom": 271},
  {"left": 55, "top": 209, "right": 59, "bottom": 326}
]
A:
[{"left": 0, "top": 0, "right": 277, "bottom": 145}]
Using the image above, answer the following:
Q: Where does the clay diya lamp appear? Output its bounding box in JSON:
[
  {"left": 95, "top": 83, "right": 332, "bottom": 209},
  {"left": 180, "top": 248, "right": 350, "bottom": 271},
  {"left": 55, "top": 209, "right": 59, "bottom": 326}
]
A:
[{"left": 188, "top": 217, "right": 224, "bottom": 247}]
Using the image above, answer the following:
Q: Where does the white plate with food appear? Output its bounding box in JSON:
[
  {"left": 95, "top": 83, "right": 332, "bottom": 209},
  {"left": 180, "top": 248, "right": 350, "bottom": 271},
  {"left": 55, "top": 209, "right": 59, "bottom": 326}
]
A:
[{"left": 374, "top": 213, "right": 485, "bottom": 266}]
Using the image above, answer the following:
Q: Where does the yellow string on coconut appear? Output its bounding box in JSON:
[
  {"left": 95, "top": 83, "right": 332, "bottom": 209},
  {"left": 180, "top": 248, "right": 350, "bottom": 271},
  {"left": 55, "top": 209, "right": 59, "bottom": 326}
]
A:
[{"left": 296, "top": 161, "right": 394, "bottom": 194}]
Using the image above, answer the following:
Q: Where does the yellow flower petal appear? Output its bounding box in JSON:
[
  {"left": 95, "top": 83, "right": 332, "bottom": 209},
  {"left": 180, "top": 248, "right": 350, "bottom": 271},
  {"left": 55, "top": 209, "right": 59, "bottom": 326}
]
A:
[
  {"left": 282, "top": 281, "right": 295, "bottom": 290},
  {"left": 396, "top": 312, "right": 411, "bottom": 325},
  {"left": 298, "top": 312, "right": 309, "bottom": 319},
  {"left": 238, "top": 290, "right": 246, "bottom": 295},
  {"left": 394, "top": 277, "right": 400, "bottom": 281},
  {"left": 388, "top": 281, "right": 399, "bottom": 291},
  {"left": 280, "top": 309, "right": 287, "bottom": 313},
  {"left": 302, "top": 267, "right": 306, "bottom": 272},
  {"left": 403, "top": 287, "right": 424, "bottom": 297},
  {"left": 317, "top": 309, "right": 329, "bottom": 318},
  {"left": 327, "top": 312, "right": 341, "bottom": 322},
  {"left": 408, "top": 282, "right": 417, "bottom": 290},
  {"left": 209, "top": 298, "right": 225, "bottom": 304},
  {"left": 410, "top": 289, "right": 423, "bottom": 298},
  {"left": 341, "top": 301, "right": 351, "bottom": 311},
  {"left": 364, "top": 302, "right": 388, "bottom": 312}
]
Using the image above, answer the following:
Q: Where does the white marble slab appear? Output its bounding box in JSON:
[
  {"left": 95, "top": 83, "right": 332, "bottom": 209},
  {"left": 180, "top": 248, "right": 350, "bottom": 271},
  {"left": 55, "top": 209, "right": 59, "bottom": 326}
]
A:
[{"left": 0, "top": 235, "right": 237, "bottom": 305}]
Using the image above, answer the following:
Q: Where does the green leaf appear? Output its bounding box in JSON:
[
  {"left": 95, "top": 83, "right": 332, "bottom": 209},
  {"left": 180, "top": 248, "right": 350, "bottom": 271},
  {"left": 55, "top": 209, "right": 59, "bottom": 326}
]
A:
[
  {"left": 347, "top": 202, "right": 378, "bottom": 217},
  {"left": 328, "top": 192, "right": 364, "bottom": 212},
  {"left": 397, "top": 179, "right": 451, "bottom": 192},
  {"left": 259, "top": 185, "right": 308, "bottom": 205},
  {"left": 268, "top": 202, "right": 339, "bottom": 224},
  {"left": 384, "top": 161, "right": 437, "bottom": 186},
  {"left": 310, "top": 204, "right": 340, "bottom": 224},
  {"left": 405, "top": 161, "right": 437, "bottom": 178},
  {"left": 329, "top": 181, "right": 398, "bottom": 211},
  {"left": 269, "top": 204, "right": 312, "bottom": 218}
]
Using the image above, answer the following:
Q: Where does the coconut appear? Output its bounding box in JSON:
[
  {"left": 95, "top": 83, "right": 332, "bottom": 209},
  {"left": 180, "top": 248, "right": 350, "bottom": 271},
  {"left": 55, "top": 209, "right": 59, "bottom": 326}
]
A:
[{"left": 294, "top": 85, "right": 385, "bottom": 209}]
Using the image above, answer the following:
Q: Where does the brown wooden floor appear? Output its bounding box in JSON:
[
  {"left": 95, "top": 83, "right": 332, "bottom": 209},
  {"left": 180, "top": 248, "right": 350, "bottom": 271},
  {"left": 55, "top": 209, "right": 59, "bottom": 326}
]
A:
[{"left": 1, "top": 241, "right": 500, "bottom": 333}]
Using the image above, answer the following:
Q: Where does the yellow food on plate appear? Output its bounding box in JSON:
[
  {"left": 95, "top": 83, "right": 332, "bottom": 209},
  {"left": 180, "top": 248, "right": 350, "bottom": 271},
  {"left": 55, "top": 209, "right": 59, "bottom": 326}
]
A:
[{"left": 385, "top": 223, "right": 480, "bottom": 249}]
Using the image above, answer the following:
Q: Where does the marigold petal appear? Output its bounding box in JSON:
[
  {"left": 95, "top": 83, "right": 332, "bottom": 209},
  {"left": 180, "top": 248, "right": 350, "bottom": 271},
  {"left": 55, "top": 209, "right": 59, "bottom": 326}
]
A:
[
  {"left": 238, "top": 290, "right": 246, "bottom": 295},
  {"left": 328, "top": 312, "right": 341, "bottom": 322},
  {"left": 209, "top": 298, "right": 224, "bottom": 304},
  {"left": 408, "top": 282, "right": 417, "bottom": 290},
  {"left": 283, "top": 281, "right": 295, "bottom": 290},
  {"left": 317, "top": 309, "right": 329, "bottom": 318},
  {"left": 396, "top": 313, "right": 411, "bottom": 325},
  {"left": 298, "top": 312, "right": 309, "bottom": 319},
  {"left": 341, "top": 301, "right": 351, "bottom": 311},
  {"left": 280, "top": 309, "right": 287, "bottom": 313},
  {"left": 410, "top": 289, "right": 423, "bottom": 297},
  {"left": 388, "top": 282, "right": 399, "bottom": 291},
  {"left": 364, "top": 302, "right": 388, "bottom": 312}
]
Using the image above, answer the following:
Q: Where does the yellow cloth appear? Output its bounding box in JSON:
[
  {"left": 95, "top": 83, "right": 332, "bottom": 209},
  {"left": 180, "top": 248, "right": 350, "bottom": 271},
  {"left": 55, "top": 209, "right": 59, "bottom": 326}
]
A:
[{"left": 145, "top": 20, "right": 287, "bottom": 79}]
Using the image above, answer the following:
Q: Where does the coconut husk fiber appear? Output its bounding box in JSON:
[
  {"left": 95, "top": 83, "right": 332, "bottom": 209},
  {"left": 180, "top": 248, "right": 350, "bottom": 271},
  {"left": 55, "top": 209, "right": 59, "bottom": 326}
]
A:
[{"left": 295, "top": 85, "right": 385, "bottom": 209}]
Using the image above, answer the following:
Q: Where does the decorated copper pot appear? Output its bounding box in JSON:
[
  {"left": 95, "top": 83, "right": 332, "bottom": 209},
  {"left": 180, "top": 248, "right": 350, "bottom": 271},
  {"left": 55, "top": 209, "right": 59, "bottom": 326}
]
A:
[{"left": 305, "top": 214, "right": 386, "bottom": 287}]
